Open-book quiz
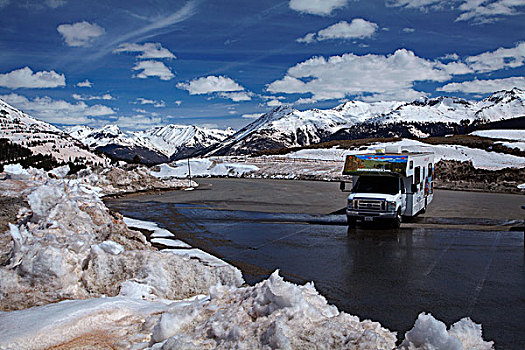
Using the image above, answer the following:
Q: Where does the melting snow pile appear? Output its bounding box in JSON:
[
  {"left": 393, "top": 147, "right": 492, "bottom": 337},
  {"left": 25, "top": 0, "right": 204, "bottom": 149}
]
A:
[
  {"left": 0, "top": 164, "right": 243, "bottom": 311},
  {"left": 0, "top": 270, "right": 493, "bottom": 349}
]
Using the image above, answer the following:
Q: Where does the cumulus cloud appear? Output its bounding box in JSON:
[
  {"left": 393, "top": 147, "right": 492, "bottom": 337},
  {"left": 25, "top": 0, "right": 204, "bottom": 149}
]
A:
[
  {"left": 267, "top": 49, "right": 452, "bottom": 102},
  {"left": 289, "top": 0, "right": 349, "bottom": 16},
  {"left": 0, "top": 93, "right": 114, "bottom": 125},
  {"left": 113, "top": 42, "right": 176, "bottom": 59},
  {"left": 387, "top": 0, "right": 525, "bottom": 23},
  {"left": 177, "top": 75, "right": 245, "bottom": 95},
  {"left": 456, "top": 0, "right": 525, "bottom": 22},
  {"left": 297, "top": 19, "right": 378, "bottom": 43},
  {"left": 465, "top": 42, "right": 525, "bottom": 73},
  {"left": 218, "top": 91, "right": 253, "bottom": 102},
  {"left": 76, "top": 79, "right": 93, "bottom": 88},
  {"left": 0, "top": 67, "right": 65, "bottom": 89},
  {"left": 72, "top": 93, "right": 115, "bottom": 101},
  {"left": 438, "top": 76, "right": 525, "bottom": 93},
  {"left": 267, "top": 99, "right": 284, "bottom": 107},
  {"left": 57, "top": 21, "right": 105, "bottom": 47},
  {"left": 132, "top": 60, "right": 174, "bottom": 80}
]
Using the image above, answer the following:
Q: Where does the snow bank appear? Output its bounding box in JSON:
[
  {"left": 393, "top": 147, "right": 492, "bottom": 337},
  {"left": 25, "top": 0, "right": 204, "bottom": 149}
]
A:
[
  {"left": 0, "top": 297, "right": 169, "bottom": 350},
  {"left": 0, "top": 271, "right": 494, "bottom": 350},
  {"left": 151, "top": 159, "right": 259, "bottom": 179},
  {"left": 399, "top": 313, "right": 493, "bottom": 350},
  {"left": 471, "top": 129, "right": 525, "bottom": 141},
  {"left": 0, "top": 165, "right": 243, "bottom": 311},
  {"left": 149, "top": 270, "right": 398, "bottom": 349}
]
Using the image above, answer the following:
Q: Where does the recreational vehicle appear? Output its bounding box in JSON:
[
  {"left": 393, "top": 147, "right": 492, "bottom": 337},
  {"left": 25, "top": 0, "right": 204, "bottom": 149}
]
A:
[{"left": 340, "top": 147, "right": 434, "bottom": 228}]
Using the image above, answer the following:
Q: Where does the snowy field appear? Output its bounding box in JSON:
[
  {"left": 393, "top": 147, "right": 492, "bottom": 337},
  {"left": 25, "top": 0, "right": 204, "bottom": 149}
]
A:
[
  {"left": 151, "top": 138, "right": 525, "bottom": 184},
  {"left": 470, "top": 130, "right": 525, "bottom": 151},
  {"left": 0, "top": 163, "right": 495, "bottom": 349}
]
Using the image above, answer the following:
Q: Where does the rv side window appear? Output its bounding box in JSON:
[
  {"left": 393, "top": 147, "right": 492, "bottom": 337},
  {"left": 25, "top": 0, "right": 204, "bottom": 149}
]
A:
[
  {"left": 414, "top": 166, "right": 420, "bottom": 184},
  {"left": 400, "top": 178, "right": 405, "bottom": 194},
  {"left": 409, "top": 161, "right": 413, "bottom": 170},
  {"left": 428, "top": 164, "right": 433, "bottom": 177}
]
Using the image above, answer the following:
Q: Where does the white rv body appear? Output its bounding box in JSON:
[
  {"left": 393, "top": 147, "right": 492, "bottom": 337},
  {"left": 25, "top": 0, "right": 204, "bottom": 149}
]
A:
[{"left": 341, "top": 151, "right": 434, "bottom": 227}]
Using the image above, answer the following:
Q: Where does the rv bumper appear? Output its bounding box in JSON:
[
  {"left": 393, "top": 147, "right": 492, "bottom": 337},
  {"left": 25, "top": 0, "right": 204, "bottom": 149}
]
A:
[{"left": 346, "top": 209, "right": 396, "bottom": 221}]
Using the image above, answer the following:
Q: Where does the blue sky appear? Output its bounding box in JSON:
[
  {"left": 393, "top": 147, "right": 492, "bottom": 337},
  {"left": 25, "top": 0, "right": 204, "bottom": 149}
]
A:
[{"left": 0, "top": 0, "right": 524, "bottom": 130}]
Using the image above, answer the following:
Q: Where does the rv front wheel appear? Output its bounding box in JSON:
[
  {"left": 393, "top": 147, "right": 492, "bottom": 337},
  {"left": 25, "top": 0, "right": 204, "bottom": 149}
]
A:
[
  {"left": 347, "top": 216, "right": 356, "bottom": 228},
  {"left": 392, "top": 210, "right": 402, "bottom": 228}
]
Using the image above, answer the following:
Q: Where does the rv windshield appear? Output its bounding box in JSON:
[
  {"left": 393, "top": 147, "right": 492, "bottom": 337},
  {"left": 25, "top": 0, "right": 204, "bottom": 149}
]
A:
[{"left": 352, "top": 176, "right": 400, "bottom": 195}]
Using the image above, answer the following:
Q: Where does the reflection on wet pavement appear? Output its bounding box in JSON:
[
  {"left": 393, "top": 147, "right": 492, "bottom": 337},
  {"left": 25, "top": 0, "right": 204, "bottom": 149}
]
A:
[{"left": 107, "top": 199, "right": 525, "bottom": 349}]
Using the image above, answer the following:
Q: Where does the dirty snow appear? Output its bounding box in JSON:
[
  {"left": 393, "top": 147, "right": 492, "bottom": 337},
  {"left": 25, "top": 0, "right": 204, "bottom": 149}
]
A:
[{"left": 0, "top": 165, "right": 243, "bottom": 312}]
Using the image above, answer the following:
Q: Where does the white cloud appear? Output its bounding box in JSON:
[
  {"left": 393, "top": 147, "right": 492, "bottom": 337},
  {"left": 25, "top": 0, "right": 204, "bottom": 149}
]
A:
[
  {"left": 267, "top": 99, "right": 283, "bottom": 107},
  {"left": 289, "top": 0, "right": 349, "bottom": 16},
  {"left": 0, "top": 67, "right": 65, "bottom": 89},
  {"left": 134, "top": 98, "right": 166, "bottom": 107},
  {"left": 177, "top": 75, "right": 245, "bottom": 95},
  {"left": 218, "top": 91, "right": 253, "bottom": 102},
  {"left": 402, "top": 27, "right": 415, "bottom": 32},
  {"left": 242, "top": 113, "right": 264, "bottom": 119},
  {"left": 72, "top": 93, "right": 115, "bottom": 101},
  {"left": 319, "top": 19, "right": 378, "bottom": 40},
  {"left": 132, "top": 60, "right": 174, "bottom": 80},
  {"left": 296, "top": 33, "right": 317, "bottom": 44},
  {"left": 115, "top": 115, "right": 162, "bottom": 130},
  {"left": 387, "top": 0, "right": 525, "bottom": 23},
  {"left": 297, "top": 19, "right": 378, "bottom": 43},
  {"left": 267, "top": 49, "right": 452, "bottom": 102},
  {"left": 0, "top": 0, "right": 10, "bottom": 9},
  {"left": 57, "top": 21, "right": 105, "bottom": 47},
  {"left": 456, "top": 0, "right": 525, "bottom": 22},
  {"left": 113, "top": 42, "right": 176, "bottom": 59},
  {"left": 0, "top": 93, "right": 115, "bottom": 125},
  {"left": 438, "top": 76, "right": 525, "bottom": 93},
  {"left": 175, "top": 100, "right": 182, "bottom": 106},
  {"left": 438, "top": 61, "right": 473, "bottom": 75},
  {"left": 465, "top": 42, "right": 525, "bottom": 73},
  {"left": 440, "top": 53, "right": 460, "bottom": 61},
  {"left": 76, "top": 79, "right": 92, "bottom": 88}
]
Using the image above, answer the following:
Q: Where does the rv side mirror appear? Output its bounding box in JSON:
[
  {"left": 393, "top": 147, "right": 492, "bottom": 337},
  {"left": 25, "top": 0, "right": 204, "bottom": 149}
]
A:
[
  {"left": 411, "top": 184, "right": 418, "bottom": 193},
  {"left": 340, "top": 181, "right": 346, "bottom": 191}
]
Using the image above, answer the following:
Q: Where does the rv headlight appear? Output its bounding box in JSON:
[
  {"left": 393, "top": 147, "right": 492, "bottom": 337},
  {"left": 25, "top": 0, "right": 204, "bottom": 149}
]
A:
[{"left": 386, "top": 201, "right": 396, "bottom": 211}]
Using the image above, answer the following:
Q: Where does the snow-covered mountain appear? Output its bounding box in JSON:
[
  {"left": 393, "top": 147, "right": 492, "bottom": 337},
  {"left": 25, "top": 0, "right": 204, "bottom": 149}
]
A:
[
  {"left": 207, "top": 88, "right": 525, "bottom": 156},
  {"left": 0, "top": 99, "right": 107, "bottom": 165},
  {"left": 65, "top": 124, "right": 235, "bottom": 163}
]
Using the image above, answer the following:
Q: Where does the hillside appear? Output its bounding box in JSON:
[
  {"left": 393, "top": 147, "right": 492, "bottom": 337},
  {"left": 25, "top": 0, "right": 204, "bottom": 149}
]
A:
[{"left": 0, "top": 99, "right": 108, "bottom": 167}]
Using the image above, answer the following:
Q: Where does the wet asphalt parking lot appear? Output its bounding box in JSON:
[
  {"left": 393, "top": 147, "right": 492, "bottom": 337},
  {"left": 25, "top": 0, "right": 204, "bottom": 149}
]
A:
[{"left": 106, "top": 178, "right": 525, "bottom": 349}]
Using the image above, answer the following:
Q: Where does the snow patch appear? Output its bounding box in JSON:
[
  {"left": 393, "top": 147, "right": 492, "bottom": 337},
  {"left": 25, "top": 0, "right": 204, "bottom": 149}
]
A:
[{"left": 400, "top": 313, "right": 493, "bottom": 350}]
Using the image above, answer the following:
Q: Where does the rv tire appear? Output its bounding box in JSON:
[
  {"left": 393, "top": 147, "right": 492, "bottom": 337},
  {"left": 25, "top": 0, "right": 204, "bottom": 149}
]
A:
[
  {"left": 347, "top": 216, "right": 356, "bottom": 228},
  {"left": 392, "top": 210, "right": 402, "bottom": 228}
]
